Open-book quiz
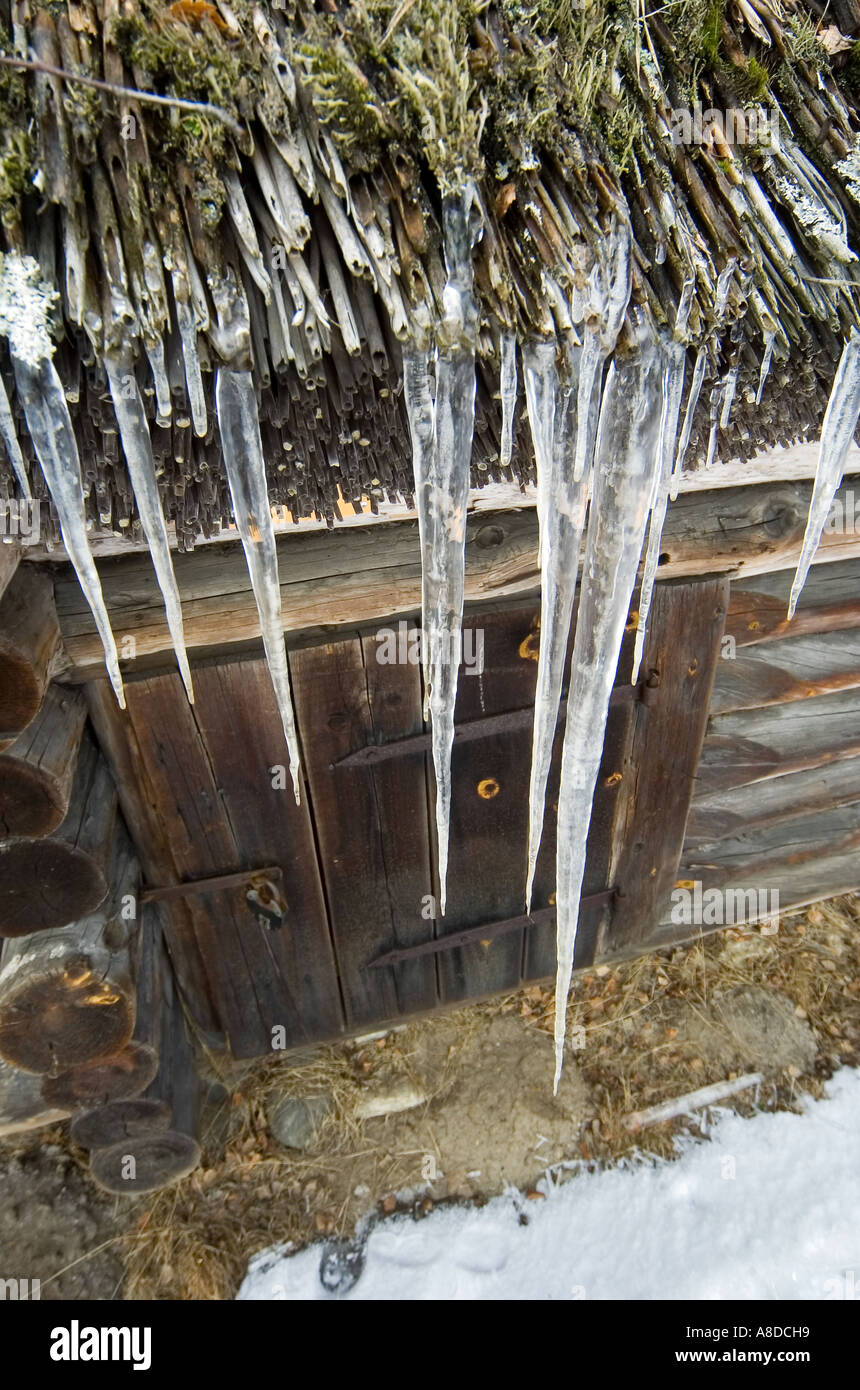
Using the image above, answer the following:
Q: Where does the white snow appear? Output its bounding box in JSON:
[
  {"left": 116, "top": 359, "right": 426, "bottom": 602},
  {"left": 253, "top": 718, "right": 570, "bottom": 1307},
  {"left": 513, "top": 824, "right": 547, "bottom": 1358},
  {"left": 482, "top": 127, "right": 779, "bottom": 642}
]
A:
[{"left": 238, "top": 1066, "right": 860, "bottom": 1301}]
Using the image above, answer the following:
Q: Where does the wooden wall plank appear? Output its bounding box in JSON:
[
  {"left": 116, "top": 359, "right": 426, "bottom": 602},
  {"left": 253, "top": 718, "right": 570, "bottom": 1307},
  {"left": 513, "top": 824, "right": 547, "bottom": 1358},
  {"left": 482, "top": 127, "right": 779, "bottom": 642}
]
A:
[
  {"left": 187, "top": 660, "right": 344, "bottom": 1046},
  {"left": 686, "top": 756, "right": 860, "bottom": 846},
  {"left": 726, "top": 556, "right": 860, "bottom": 648},
  {"left": 602, "top": 579, "right": 729, "bottom": 956},
  {"left": 696, "top": 687, "right": 860, "bottom": 796},
  {"left": 710, "top": 630, "right": 860, "bottom": 714},
  {"left": 434, "top": 610, "right": 536, "bottom": 1002},
  {"left": 289, "top": 630, "right": 436, "bottom": 1028}
]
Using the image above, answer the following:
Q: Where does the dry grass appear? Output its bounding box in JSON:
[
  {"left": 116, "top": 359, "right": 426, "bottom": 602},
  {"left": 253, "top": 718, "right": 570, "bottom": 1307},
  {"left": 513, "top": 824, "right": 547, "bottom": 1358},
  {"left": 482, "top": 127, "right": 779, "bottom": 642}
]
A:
[{"left": 113, "top": 895, "right": 859, "bottom": 1299}]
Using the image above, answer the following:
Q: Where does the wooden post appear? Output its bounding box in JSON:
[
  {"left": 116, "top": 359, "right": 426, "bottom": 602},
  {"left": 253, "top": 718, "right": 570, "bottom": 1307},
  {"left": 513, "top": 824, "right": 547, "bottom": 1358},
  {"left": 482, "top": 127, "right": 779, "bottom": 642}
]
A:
[
  {"left": 0, "top": 1058, "right": 69, "bottom": 1138},
  {"left": 0, "top": 544, "right": 20, "bottom": 601},
  {"left": 0, "top": 732, "right": 117, "bottom": 937},
  {"left": 42, "top": 909, "right": 161, "bottom": 1110},
  {"left": 0, "top": 826, "right": 139, "bottom": 1071},
  {"left": 89, "top": 934, "right": 201, "bottom": 1194},
  {"left": 0, "top": 564, "right": 62, "bottom": 743},
  {"left": 0, "top": 684, "right": 88, "bottom": 837}
]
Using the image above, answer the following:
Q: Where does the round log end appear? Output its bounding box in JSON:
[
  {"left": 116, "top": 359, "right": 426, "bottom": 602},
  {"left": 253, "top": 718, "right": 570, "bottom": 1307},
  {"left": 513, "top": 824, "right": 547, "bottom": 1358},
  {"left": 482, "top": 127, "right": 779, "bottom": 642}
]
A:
[
  {"left": 70, "top": 1098, "right": 171, "bottom": 1149},
  {"left": 0, "top": 759, "right": 68, "bottom": 837},
  {"left": 42, "top": 1043, "right": 159, "bottom": 1111},
  {"left": 0, "top": 652, "right": 44, "bottom": 743},
  {"left": 89, "top": 1133, "right": 202, "bottom": 1195},
  {"left": 0, "top": 840, "right": 108, "bottom": 937},
  {"left": 0, "top": 972, "right": 134, "bottom": 1073}
]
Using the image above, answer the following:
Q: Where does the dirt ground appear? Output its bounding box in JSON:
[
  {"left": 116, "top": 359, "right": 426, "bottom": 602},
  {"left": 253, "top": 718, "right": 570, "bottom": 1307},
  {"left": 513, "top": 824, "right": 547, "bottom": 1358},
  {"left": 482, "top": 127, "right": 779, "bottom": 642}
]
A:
[{"left": 1, "top": 894, "right": 857, "bottom": 1300}]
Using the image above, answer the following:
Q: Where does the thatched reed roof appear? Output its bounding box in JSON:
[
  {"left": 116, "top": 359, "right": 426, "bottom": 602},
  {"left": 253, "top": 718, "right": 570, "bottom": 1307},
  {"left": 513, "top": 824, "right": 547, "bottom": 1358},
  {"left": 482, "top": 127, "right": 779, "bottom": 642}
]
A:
[{"left": 2, "top": 0, "right": 860, "bottom": 548}]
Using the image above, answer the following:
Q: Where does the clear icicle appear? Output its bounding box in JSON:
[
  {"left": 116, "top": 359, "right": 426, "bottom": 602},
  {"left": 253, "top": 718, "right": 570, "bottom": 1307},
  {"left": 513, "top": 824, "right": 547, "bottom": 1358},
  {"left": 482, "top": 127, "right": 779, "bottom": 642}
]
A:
[
  {"left": 403, "top": 187, "right": 478, "bottom": 916},
  {"left": 756, "top": 329, "right": 776, "bottom": 406},
  {"left": 216, "top": 366, "right": 302, "bottom": 803},
  {"left": 553, "top": 323, "right": 665, "bottom": 1090},
  {"left": 12, "top": 354, "right": 124, "bottom": 704},
  {"left": 632, "top": 339, "right": 687, "bottom": 684},
  {"left": 572, "top": 220, "right": 632, "bottom": 482},
  {"left": 105, "top": 359, "right": 194, "bottom": 702},
  {"left": 670, "top": 347, "right": 707, "bottom": 500},
  {"left": 499, "top": 332, "right": 517, "bottom": 467},
  {"left": 0, "top": 371, "right": 31, "bottom": 499},
  {"left": 523, "top": 338, "right": 590, "bottom": 913},
  {"left": 788, "top": 329, "right": 860, "bottom": 619}
]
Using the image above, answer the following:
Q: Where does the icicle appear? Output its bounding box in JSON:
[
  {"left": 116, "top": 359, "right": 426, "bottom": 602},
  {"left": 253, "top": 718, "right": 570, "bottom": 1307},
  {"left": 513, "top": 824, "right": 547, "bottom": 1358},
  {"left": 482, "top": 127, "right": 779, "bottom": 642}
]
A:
[
  {"left": 756, "top": 329, "right": 776, "bottom": 406},
  {"left": 713, "top": 259, "right": 737, "bottom": 320},
  {"left": 105, "top": 359, "right": 194, "bottom": 703},
  {"left": 403, "top": 185, "right": 479, "bottom": 915},
  {"left": 572, "top": 220, "right": 632, "bottom": 482},
  {"left": 499, "top": 332, "right": 517, "bottom": 468},
  {"left": 13, "top": 354, "right": 125, "bottom": 705},
  {"left": 0, "top": 253, "right": 123, "bottom": 703},
  {"left": 0, "top": 372, "right": 31, "bottom": 499},
  {"left": 553, "top": 321, "right": 665, "bottom": 1090},
  {"left": 216, "top": 366, "right": 302, "bottom": 803},
  {"left": 670, "top": 347, "right": 707, "bottom": 500},
  {"left": 788, "top": 329, "right": 860, "bottom": 619},
  {"left": 632, "top": 338, "right": 687, "bottom": 684},
  {"left": 523, "top": 338, "right": 590, "bottom": 912}
]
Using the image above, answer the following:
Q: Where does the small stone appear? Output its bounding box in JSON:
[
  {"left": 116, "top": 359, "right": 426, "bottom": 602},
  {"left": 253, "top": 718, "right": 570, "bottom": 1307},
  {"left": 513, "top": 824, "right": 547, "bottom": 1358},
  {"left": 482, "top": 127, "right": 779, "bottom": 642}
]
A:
[{"left": 266, "top": 1094, "right": 330, "bottom": 1151}]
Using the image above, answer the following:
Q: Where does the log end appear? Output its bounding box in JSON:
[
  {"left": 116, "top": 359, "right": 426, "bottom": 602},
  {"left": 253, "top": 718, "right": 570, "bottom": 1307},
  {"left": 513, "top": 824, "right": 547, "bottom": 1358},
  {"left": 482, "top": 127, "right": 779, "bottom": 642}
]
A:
[
  {"left": 70, "top": 1098, "right": 171, "bottom": 1149},
  {"left": 0, "top": 651, "right": 45, "bottom": 743},
  {"left": 0, "top": 760, "right": 68, "bottom": 837},
  {"left": 89, "top": 1132, "right": 202, "bottom": 1195},
  {"left": 0, "top": 840, "right": 108, "bottom": 937},
  {"left": 42, "top": 1043, "right": 159, "bottom": 1111},
  {"left": 0, "top": 971, "right": 134, "bottom": 1073}
]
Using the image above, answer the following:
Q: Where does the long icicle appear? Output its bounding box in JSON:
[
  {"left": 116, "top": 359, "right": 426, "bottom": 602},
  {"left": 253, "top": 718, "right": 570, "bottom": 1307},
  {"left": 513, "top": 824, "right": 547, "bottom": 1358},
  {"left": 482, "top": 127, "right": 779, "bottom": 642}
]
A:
[
  {"left": 106, "top": 358, "right": 194, "bottom": 702},
  {"left": 13, "top": 353, "right": 125, "bottom": 704},
  {"left": 499, "top": 332, "right": 517, "bottom": 468},
  {"left": 216, "top": 366, "right": 302, "bottom": 802},
  {"left": 669, "top": 346, "right": 707, "bottom": 501},
  {"left": 405, "top": 186, "right": 478, "bottom": 916},
  {"left": 632, "top": 336, "right": 687, "bottom": 683},
  {"left": 523, "top": 338, "right": 590, "bottom": 912},
  {"left": 788, "top": 328, "right": 860, "bottom": 619},
  {"left": 553, "top": 319, "right": 665, "bottom": 1090}
]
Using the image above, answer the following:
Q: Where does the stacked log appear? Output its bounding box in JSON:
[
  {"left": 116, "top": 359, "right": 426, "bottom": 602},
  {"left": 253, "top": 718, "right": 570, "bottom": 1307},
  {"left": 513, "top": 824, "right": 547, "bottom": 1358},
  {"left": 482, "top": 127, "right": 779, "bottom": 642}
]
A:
[
  {"left": 0, "top": 730, "right": 117, "bottom": 937},
  {"left": 0, "top": 566, "right": 62, "bottom": 747},
  {"left": 0, "top": 826, "right": 139, "bottom": 1072},
  {"left": 82, "top": 918, "right": 202, "bottom": 1195},
  {"left": 42, "top": 909, "right": 161, "bottom": 1111},
  {"left": 0, "top": 684, "right": 88, "bottom": 838}
]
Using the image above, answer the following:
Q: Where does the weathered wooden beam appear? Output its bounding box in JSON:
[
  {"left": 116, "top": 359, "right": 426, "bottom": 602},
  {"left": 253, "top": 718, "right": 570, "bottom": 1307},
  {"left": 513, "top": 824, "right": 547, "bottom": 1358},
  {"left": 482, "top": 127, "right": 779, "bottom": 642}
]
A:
[
  {"left": 710, "top": 630, "right": 860, "bottom": 715},
  {"left": 0, "top": 563, "right": 62, "bottom": 739},
  {"left": 53, "top": 479, "right": 860, "bottom": 680},
  {"left": 726, "top": 556, "right": 860, "bottom": 648},
  {"left": 686, "top": 756, "right": 860, "bottom": 847}
]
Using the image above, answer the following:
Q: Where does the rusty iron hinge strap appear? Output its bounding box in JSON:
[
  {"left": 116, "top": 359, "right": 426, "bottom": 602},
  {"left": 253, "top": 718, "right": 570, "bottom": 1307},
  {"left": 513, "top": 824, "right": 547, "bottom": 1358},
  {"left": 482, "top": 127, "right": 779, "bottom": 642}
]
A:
[
  {"left": 364, "top": 890, "right": 616, "bottom": 969},
  {"left": 332, "top": 674, "right": 659, "bottom": 770},
  {"left": 141, "top": 866, "right": 284, "bottom": 905}
]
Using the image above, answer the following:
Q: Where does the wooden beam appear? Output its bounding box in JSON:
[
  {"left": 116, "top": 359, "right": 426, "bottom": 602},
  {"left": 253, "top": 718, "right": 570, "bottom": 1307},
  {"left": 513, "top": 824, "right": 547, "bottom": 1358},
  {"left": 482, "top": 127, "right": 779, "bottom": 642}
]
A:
[
  {"left": 53, "top": 479, "right": 860, "bottom": 680},
  {"left": 0, "top": 543, "right": 20, "bottom": 600}
]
